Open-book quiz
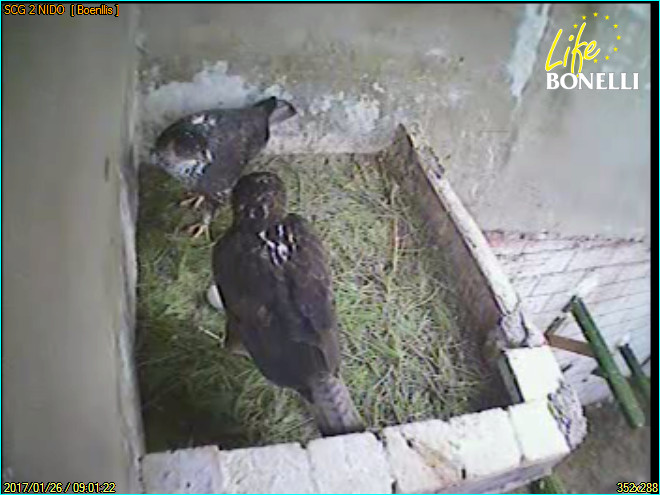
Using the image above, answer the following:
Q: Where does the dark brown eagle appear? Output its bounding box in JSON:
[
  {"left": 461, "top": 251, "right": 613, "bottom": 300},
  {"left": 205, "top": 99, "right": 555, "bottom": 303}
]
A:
[
  {"left": 211, "top": 172, "right": 364, "bottom": 436},
  {"left": 150, "top": 97, "right": 296, "bottom": 238}
]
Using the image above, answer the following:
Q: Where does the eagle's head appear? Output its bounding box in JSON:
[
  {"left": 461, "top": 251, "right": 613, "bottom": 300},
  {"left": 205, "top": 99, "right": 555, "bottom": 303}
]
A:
[{"left": 231, "top": 172, "right": 287, "bottom": 228}]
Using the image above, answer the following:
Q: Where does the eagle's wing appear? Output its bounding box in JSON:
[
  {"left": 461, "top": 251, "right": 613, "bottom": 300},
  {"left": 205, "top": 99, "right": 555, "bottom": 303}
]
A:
[
  {"left": 212, "top": 214, "right": 341, "bottom": 389},
  {"left": 200, "top": 109, "right": 270, "bottom": 189}
]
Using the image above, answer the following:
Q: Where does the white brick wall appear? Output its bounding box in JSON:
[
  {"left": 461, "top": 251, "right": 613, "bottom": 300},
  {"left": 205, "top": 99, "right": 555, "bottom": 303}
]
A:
[
  {"left": 142, "top": 401, "right": 570, "bottom": 494},
  {"left": 486, "top": 231, "right": 651, "bottom": 405},
  {"left": 307, "top": 433, "right": 393, "bottom": 494}
]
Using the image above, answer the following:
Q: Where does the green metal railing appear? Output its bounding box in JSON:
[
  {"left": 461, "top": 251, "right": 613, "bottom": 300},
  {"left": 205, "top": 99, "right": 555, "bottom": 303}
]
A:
[
  {"left": 619, "top": 343, "right": 651, "bottom": 406},
  {"left": 566, "top": 296, "right": 646, "bottom": 429}
]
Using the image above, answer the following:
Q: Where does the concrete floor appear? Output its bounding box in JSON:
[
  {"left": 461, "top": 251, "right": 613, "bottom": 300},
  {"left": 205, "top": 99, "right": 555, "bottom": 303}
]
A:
[{"left": 554, "top": 401, "right": 651, "bottom": 494}]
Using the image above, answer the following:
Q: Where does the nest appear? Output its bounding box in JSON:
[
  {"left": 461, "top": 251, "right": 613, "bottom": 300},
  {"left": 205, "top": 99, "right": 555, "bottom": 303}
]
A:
[{"left": 136, "top": 152, "right": 490, "bottom": 451}]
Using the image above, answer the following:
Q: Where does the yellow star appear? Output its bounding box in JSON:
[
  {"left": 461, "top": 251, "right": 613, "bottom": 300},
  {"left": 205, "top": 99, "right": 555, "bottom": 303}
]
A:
[
  {"left": 617, "top": 35, "right": 621, "bottom": 40},
  {"left": 574, "top": 24, "right": 578, "bottom": 28},
  {"left": 613, "top": 24, "right": 618, "bottom": 28},
  {"left": 594, "top": 12, "right": 598, "bottom": 17},
  {"left": 605, "top": 15, "right": 610, "bottom": 19},
  {"left": 613, "top": 47, "right": 618, "bottom": 52},
  {"left": 605, "top": 55, "right": 610, "bottom": 60},
  {"left": 582, "top": 15, "right": 586, "bottom": 20},
  {"left": 594, "top": 58, "right": 598, "bottom": 63}
]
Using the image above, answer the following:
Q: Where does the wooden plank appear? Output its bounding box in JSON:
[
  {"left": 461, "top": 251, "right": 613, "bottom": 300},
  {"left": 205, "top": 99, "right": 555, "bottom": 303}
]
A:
[{"left": 546, "top": 334, "right": 594, "bottom": 357}]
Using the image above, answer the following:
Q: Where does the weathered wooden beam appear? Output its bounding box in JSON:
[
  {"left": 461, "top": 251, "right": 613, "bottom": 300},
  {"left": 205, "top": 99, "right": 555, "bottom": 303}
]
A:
[
  {"left": 546, "top": 333, "right": 594, "bottom": 357},
  {"left": 570, "top": 296, "right": 646, "bottom": 429}
]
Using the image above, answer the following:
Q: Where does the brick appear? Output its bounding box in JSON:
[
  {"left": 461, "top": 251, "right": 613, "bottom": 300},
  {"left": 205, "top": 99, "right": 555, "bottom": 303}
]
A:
[
  {"left": 574, "top": 376, "right": 611, "bottom": 405},
  {"left": 580, "top": 388, "right": 612, "bottom": 405},
  {"left": 382, "top": 420, "right": 461, "bottom": 493},
  {"left": 218, "top": 443, "right": 315, "bottom": 494},
  {"left": 581, "top": 296, "right": 620, "bottom": 315},
  {"left": 496, "top": 254, "right": 520, "bottom": 267},
  {"left": 589, "top": 265, "right": 624, "bottom": 285},
  {"left": 617, "top": 262, "right": 650, "bottom": 281},
  {"left": 562, "top": 355, "right": 596, "bottom": 379},
  {"left": 542, "top": 292, "right": 573, "bottom": 314},
  {"left": 629, "top": 334, "right": 651, "bottom": 360},
  {"left": 531, "top": 311, "right": 561, "bottom": 331},
  {"left": 483, "top": 230, "right": 504, "bottom": 244},
  {"left": 516, "top": 250, "right": 575, "bottom": 277},
  {"left": 610, "top": 244, "right": 650, "bottom": 265},
  {"left": 506, "top": 347, "right": 563, "bottom": 402},
  {"left": 522, "top": 294, "right": 551, "bottom": 314},
  {"left": 552, "top": 348, "right": 577, "bottom": 369},
  {"left": 579, "top": 238, "right": 617, "bottom": 250},
  {"left": 603, "top": 311, "right": 647, "bottom": 328},
  {"left": 627, "top": 318, "right": 651, "bottom": 337},
  {"left": 488, "top": 238, "right": 527, "bottom": 256},
  {"left": 141, "top": 446, "right": 224, "bottom": 494},
  {"left": 511, "top": 276, "right": 540, "bottom": 298},
  {"left": 564, "top": 376, "right": 597, "bottom": 397},
  {"left": 622, "top": 292, "right": 651, "bottom": 310},
  {"left": 560, "top": 320, "right": 583, "bottom": 339},
  {"left": 565, "top": 246, "right": 617, "bottom": 271},
  {"left": 624, "top": 277, "right": 650, "bottom": 296},
  {"left": 508, "top": 401, "right": 570, "bottom": 462},
  {"left": 623, "top": 305, "right": 651, "bottom": 322},
  {"left": 521, "top": 239, "right": 577, "bottom": 254},
  {"left": 591, "top": 309, "right": 628, "bottom": 328},
  {"left": 601, "top": 324, "right": 643, "bottom": 349},
  {"left": 307, "top": 433, "right": 392, "bottom": 494},
  {"left": 586, "top": 296, "right": 629, "bottom": 317},
  {"left": 587, "top": 281, "right": 628, "bottom": 303},
  {"left": 573, "top": 272, "right": 602, "bottom": 298},
  {"left": 507, "top": 252, "right": 550, "bottom": 270},
  {"left": 620, "top": 314, "right": 651, "bottom": 333},
  {"left": 449, "top": 409, "right": 522, "bottom": 479},
  {"left": 531, "top": 271, "right": 586, "bottom": 296}
]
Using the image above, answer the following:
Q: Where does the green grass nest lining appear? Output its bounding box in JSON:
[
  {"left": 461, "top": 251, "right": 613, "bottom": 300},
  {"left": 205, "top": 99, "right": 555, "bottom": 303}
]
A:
[{"left": 136, "top": 153, "right": 491, "bottom": 451}]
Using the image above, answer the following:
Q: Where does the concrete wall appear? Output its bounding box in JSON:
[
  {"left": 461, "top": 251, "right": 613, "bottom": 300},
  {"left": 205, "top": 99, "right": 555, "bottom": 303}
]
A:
[
  {"left": 138, "top": 3, "right": 650, "bottom": 239},
  {"left": 481, "top": 3, "right": 651, "bottom": 239},
  {"left": 2, "top": 10, "right": 143, "bottom": 489}
]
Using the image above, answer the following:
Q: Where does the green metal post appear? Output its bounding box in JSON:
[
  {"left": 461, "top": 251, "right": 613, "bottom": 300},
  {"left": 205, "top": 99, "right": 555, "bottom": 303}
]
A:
[
  {"left": 570, "top": 296, "right": 646, "bottom": 429},
  {"left": 619, "top": 343, "right": 651, "bottom": 406}
]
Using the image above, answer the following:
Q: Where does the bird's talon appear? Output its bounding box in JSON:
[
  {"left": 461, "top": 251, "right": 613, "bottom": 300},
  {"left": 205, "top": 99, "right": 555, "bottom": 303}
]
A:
[
  {"left": 180, "top": 195, "right": 206, "bottom": 210},
  {"left": 186, "top": 223, "right": 210, "bottom": 240},
  {"left": 228, "top": 346, "right": 251, "bottom": 359}
]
